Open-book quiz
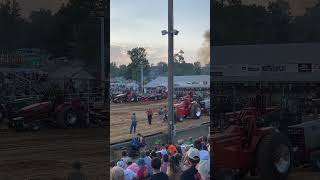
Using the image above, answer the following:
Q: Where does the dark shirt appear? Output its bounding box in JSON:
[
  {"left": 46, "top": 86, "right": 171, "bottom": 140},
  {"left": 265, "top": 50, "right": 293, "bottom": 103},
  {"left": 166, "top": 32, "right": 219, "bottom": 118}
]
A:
[
  {"left": 180, "top": 166, "right": 202, "bottom": 180},
  {"left": 150, "top": 172, "right": 169, "bottom": 180}
]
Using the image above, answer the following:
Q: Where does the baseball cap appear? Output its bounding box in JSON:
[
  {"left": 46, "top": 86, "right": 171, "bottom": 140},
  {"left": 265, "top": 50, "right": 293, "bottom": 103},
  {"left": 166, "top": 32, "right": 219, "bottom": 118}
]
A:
[{"left": 187, "top": 147, "right": 200, "bottom": 160}]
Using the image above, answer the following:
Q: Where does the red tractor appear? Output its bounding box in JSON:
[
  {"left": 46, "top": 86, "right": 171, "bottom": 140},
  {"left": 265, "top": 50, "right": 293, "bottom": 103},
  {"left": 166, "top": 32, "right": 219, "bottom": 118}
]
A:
[
  {"left": 9, "top": 96, "right": 88, "bottom": 131},
  {"left": 212, "top": 105, "right": 293, "bottom": 180},
  {"left": 174, "top": 95, "right": 202, "bottom": 122},
  {"left": 7, "top": 84, "right": 90, "bottom": 131}
]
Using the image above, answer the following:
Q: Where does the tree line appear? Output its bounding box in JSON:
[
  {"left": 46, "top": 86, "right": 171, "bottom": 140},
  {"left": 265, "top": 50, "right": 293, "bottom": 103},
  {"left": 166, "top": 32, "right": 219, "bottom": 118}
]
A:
[
  {"left": 110, "top": 48, "right": 209, "bottom": 81},
  {"left": 0, "top": 0, "right": 105, "bottom": 68},
  {"left": 213, "top": 0, "right": 320, "bottom": 45}
]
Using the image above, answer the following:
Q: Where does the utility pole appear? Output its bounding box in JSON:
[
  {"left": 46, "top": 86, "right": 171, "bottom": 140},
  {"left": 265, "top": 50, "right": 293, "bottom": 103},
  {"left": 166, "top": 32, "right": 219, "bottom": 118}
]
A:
[
  {"left": 162, "top": 0, "right": 178, "bottom": 144},
  {"left": 100, "top": 16, "right": 105, "bottom": 103},
  {"left": 168, "top": 0, "right": 174, "bottom": 143},
  {"left": 90, "top": 0, "right": 106, "bottom": 104},
  {"left": 140, "top": 63, "right": 144, "bottom": 93}
]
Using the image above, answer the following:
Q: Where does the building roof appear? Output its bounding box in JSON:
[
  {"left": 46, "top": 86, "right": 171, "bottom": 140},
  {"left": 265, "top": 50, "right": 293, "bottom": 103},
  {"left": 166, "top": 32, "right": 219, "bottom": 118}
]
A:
[
  {"left": 212, "top": 43, "right": 320, "bottom": 65},
  {"left": 212, "top": 72, "right": 320, "bottom": 82},
  {"left": 49, "top": 67, "right": 95, "bottom": 80},
  {"left": 145, "top": 75, "right": 210, "bottom": 88}
]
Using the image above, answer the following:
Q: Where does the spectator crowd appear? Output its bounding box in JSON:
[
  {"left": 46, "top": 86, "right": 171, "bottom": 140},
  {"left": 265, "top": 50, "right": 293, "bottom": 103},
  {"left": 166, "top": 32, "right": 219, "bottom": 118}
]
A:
[{"left": 110, "top": 135, "right": 210, "bottom": 180}]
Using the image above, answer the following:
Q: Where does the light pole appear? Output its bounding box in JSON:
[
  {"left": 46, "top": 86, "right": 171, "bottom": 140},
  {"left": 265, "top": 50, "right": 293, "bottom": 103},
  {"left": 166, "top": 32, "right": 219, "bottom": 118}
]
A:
[
  {"left": 90, "top": 1, "right": 106, "bottom": 103},
  {"left": 140, "top": 62, "right": 144, "bottom": 93},
  {"left": 162, "top": 0, "right": 179, "bottom": 144},
  {"left": 100, "top": 16, "right": 105, "bottom": 103}
]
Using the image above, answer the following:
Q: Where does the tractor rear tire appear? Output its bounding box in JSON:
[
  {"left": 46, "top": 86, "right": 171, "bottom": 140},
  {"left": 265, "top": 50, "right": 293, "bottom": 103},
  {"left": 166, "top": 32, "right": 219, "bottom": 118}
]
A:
[
  {"left": 257, "top": 132, "right": 292, "bottom": 180},
  {"left": 191, "top": 104, "right": 201, "bottom": 119},
  {"left": 57, "top": 106, "right": 80, "bottom": 129}
]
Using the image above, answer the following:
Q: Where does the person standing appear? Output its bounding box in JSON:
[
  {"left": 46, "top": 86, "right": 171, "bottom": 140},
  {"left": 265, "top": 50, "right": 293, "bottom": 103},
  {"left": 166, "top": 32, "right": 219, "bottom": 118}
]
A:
[
  {"left": 146, "top": 109, "right": 153, "bottom": 125},
  {"left": 160, "top": 154, "right": 169, "bottom": 174},
  {"left": 67, "top": 160, "right": 87, "bottom": 180},
  {"left": 110, "top": 166, "right": 125, "bottom": 180},
  {"left": 167, "top": 154, "right": 183, "bottom": 180},
  {"left": 117, "top": 160, "right": 137, "bottom": 180},
  {"left": 163, "top": 106, "right": 168, "bottom": 122},
  {"left": 150, "top": 157, "right": 169, "bottom": 180},
  {"left": 130, "top": 112, "right": 137, "bottom": 134},
  {"left": 158, "top": 107, "right": 164, "bottom": 124},
  {"left": 136, "top": 158, "right": 149, "bottom": 180}
]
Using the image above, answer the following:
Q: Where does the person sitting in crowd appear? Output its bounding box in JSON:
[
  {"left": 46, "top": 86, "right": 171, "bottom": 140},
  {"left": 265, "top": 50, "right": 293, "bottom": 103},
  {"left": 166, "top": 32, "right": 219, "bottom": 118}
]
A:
[
  {"left": 178, "top": 139, "right": 186, "bottom": 156},
  {"left": 121, "top": 151, "right": 130, "bottom": 163},
  {"left": 111, "top": 135, "right": 210, "bottom": 180},
  {"left": 150, "top": 157, "right": 169, "bottom": 180},
  {"left": 160, "top": 154, "right": 169, "bottom": 174},
  {"left": 130, "top": 135, "right": 141, "bottom": 152},
  {"left": 150, "top": 150, "right": 157, "bottom": 159},
  {"left": 180, "top": 147, "right": 202, "bottom": 180},
  {"left": 137, "top": 133, "right": 146, "bottom": 150},
  {"left": 111, "top": 166, "right": 125, "bottom": 180},
  {"left": 167, "top": 154, "right": 183, "bottom": 180},
  {"left": 201, "top": 136, "right": 208, "bottom": 150},
  {"left": 126, "top": 158, "right": 139, "bottom": 174},
  {"left": 168, "top": 142, "right": 177, "bottom": 156},
  {"left": 136, "top": 158, "right": 149, "bottom": 180},
  {"left": 117, "top": 160, "right": 137, "bottom": 180},
  {"left": 198, "top": 148, "right": 210, "bottom": 180},
  {"left": 140, "top": 151, "right": 153, "bottom": 176}
]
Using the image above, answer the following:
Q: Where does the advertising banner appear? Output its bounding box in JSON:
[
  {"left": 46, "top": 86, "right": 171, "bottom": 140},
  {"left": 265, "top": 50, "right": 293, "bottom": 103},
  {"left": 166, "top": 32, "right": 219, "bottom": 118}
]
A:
[{"left": 298, "top": 63, "right": 312, "bottom": 72}]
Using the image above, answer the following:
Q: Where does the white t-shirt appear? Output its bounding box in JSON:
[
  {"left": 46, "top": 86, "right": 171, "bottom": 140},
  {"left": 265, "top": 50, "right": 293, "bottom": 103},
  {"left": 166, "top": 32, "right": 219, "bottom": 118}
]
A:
[
  {"left": 197, "top": 159, "right": 210, "bottom": 180},
  {"left": 197, "top": 150, "right": 210, "bottom": 180}
]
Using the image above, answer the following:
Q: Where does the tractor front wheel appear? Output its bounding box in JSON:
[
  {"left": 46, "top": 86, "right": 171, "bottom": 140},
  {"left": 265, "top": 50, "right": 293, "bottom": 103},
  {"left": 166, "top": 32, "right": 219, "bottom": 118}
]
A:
[
  {"left": 191, "top": 104, "right": 202, "bottom": 119},
  {"left": 57, "top": 106, "right": 81, "bottom": 128},
  {"left": 257, "top": 132, "right": 292, "bottom": 180}
]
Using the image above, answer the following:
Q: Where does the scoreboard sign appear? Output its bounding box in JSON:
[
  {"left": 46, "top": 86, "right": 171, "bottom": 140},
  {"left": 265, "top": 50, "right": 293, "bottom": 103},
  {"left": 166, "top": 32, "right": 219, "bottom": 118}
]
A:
[
  {"left": 0, "top": 53, "right": 23, "bottom": 65},
  {"left": 313, "top": 64, "right": 320, "bottom": 72},
  {"left": 298, "top": 63, "right": 312, "bottom": 72},
  {"left": 261, "top": 65, "right": 286, "bottom": 72}
]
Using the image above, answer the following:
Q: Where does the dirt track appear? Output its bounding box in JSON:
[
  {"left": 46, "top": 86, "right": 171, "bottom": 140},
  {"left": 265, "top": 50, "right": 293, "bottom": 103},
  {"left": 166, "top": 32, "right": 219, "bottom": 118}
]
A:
[
  {"left": 110, "top": 100, "right": 210, "bottom": 144},
  {"left": 0, "top": 128, "right": 107, "bottom": 180}
]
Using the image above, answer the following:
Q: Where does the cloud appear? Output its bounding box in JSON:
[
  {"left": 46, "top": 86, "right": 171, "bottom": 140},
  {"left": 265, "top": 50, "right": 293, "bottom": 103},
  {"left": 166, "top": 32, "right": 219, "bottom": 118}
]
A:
[{"left": 111, "top": 43, "right": 201, "bottom": 66}]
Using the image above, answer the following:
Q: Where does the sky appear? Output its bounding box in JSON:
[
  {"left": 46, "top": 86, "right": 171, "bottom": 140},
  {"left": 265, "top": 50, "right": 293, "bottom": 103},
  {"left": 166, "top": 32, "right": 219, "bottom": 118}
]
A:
[
  {"left": 8, "top": 0, "right": 317, "bottom": 66},
  {"left": 110, "top": 0, "right": 210, "bottom": 66}
]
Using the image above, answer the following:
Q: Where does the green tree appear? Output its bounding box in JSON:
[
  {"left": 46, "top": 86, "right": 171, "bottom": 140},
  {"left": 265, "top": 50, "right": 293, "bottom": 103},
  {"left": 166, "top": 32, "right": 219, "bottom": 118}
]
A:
[
  {"left": 267, "top": 0, "right": 291, "bottom": 42},
  {"left": 126, "top": 47, "right": 150, "bottom": 81},
  {"left": 174, "top": 50, "right": 185, "bottom": 63},
  {"left": 0, "top": 0, "right": 25, "bottom": 50},
  {"left": 156, "top": 61, "right": 168, "bottom": 76},
  {"left": 118, "top": 64, "right": 127, "bottom": 77},
  {"left": 110, "top": 62, "right": 119, "bottom": 78},
  {"left": 27, "top": 9, "right": 53, "bottom": 49},
  {"left": 193, "top": 61, "right": 202, "bottom": 75}
]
